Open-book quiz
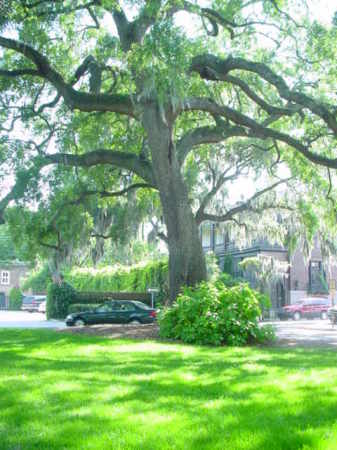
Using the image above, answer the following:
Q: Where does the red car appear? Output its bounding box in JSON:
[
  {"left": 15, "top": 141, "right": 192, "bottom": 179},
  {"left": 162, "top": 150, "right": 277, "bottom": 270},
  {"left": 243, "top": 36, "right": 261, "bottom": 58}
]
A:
[{"left": 278, "top": 297, "right": 331, "bottom": 321}]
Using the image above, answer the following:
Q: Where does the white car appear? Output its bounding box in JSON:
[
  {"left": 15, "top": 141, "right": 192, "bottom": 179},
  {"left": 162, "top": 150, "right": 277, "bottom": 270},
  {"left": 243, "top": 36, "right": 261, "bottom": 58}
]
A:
[
  {"left": 21, "top": 295, "right": 46, "bottom": 313},
  {"left": 38, "top": 300, "right": 47, "bottom": 313}
]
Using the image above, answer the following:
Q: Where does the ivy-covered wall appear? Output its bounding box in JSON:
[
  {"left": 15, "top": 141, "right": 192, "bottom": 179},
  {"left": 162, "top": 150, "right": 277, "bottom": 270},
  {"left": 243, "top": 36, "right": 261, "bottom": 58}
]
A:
[
  {"left": 67, "top": 260, "right": 169, "bottom": 302},
  {"left": 23, "top": 260, "right": 169, "bottom": 302}
]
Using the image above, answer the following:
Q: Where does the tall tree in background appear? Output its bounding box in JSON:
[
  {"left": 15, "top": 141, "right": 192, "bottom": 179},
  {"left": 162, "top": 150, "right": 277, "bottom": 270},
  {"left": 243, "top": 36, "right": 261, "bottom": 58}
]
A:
[
  {"left": 1, "top": 1, "right": 337, "bottom": 300},
  {"left": 0, "top": 225, "right": 17, "bottom": 261}
]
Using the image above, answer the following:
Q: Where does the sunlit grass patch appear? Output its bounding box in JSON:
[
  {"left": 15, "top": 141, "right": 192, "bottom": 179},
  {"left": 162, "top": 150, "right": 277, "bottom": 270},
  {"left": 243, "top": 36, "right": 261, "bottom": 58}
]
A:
[{"left": 1, "top": 329, "right": 337, "bottom": 449}]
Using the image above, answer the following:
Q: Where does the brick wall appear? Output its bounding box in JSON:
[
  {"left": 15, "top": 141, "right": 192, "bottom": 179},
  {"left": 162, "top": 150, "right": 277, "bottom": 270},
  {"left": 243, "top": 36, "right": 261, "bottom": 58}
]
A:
[{"left": 0, "top": 264, "right": 29, "bottom": 307}]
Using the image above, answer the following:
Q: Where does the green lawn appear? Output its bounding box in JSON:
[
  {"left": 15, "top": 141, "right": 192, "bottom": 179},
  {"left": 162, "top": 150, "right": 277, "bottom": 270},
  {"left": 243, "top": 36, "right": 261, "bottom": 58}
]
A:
[{"left": 1, "top": 330, "right": 337, "bottom": 450}]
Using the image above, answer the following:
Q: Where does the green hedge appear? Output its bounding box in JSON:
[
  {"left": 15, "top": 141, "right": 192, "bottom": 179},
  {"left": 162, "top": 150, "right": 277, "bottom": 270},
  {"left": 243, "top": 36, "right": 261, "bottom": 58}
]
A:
[
  {"left": 24, "top": 260, "right": 169, "bottom": 303},
  {"left": 46, "top": 282, "right": 77, "bottom": 319},
  {"left": 68, "top": 303, "right": 100, "bottom": 314},
  {"left": 8, "top": 287, "right": 23, "bottom": 311},
  {"left": 66, "top": 260, "right": 169, "bottom": 302}
]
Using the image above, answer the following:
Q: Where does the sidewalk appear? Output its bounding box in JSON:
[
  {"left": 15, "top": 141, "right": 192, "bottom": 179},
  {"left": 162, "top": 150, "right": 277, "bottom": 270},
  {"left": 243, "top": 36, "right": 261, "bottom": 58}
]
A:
[{"left": 0, "top": 311, "right": 65, "bottom": 329}]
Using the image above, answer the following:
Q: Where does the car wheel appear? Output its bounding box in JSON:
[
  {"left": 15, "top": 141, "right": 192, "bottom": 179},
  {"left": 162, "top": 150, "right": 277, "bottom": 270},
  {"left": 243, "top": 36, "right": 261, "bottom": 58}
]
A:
[
  {"left": 129, "top": 319, "right": 141, "bottom": 325},
  {"left": 321, "top": 311, "right": 328, "bottom": 320},
  {"left": 293, "top": 312, "right": 301, "bottom": 321},
  {"left": 74, "top": 319, "right": 85, "bottom": 327}
]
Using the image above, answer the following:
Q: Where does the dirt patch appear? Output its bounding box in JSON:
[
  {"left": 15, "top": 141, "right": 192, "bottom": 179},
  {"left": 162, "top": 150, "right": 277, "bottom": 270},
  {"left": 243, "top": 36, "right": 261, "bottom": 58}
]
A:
[{"left": 60, "top": 323, "right": 159, "bottom": 340}]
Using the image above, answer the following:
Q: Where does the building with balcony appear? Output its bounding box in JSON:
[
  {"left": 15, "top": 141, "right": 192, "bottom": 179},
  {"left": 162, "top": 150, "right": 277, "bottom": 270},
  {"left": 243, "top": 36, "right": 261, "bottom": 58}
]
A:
[{"left": 200, "top": 222, "right": 337, "bottom": 314}]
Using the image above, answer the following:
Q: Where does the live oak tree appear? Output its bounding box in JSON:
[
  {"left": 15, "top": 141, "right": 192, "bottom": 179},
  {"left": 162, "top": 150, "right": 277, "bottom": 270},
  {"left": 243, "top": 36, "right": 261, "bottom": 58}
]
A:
[{"left": 1, "top": 0, "right": 337, "bottom": 300}]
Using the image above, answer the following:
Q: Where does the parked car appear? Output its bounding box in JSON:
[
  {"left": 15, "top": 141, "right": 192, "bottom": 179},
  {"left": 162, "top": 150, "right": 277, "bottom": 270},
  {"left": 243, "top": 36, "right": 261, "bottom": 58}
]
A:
[
  {"left": 278, "top": 297, "right": 331, "bottom": 321},
  {"left": 65, "top": 300, "right": 157, "bottom": 327},
  {"left": 38, "top": 300, "right": 47, "bottom": 313},
  {"left": 21, "top": 295, "right": 47, "bottom": 313}
]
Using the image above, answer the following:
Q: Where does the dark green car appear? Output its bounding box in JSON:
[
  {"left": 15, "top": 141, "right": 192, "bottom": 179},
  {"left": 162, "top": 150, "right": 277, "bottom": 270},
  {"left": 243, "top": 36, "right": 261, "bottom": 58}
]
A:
[{"left": 65, "top": 300, "right": 156, "bottom": 326}]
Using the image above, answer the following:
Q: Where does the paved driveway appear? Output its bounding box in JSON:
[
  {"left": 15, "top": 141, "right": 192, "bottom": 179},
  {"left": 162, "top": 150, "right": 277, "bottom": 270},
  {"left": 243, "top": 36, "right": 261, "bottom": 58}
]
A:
[
  {"left": 0, "top": 311, "right": 65, "bottom": 329},
  {"left": 271, "top": 319, "right": 337, "bottom": 347}
]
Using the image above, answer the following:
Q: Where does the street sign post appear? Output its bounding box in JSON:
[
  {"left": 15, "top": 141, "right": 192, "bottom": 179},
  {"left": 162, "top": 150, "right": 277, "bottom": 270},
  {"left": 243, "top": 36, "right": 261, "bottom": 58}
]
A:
[{"left": 147, "top": 288, "right": 159, "bottom": 309}]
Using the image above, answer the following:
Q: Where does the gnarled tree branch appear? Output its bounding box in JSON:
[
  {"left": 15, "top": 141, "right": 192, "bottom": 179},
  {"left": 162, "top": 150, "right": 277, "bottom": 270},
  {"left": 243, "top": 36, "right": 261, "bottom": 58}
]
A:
[
  {"left": 197, "top": 178, "right": 292, "bottom": 224},
  {"left": 66, "top": 183, "right": 155, "bottom": 207},
  {"left": 176, "top": 124, "right": 247, "bottom": 165},
  {"left": 190, "top": 53, "right": 337, "bottom": 136},
  {"left": 179, "top": 97, "right": 337, "bottom": 169},
  {"left": 47, "top": 150, "right": 155, "bottom": 185},
  {"left": 0, "top": 150, "right": 156, "bottom": 224},
  {"left": 0, "top": 37, "right": 135, "bottom": 117}
]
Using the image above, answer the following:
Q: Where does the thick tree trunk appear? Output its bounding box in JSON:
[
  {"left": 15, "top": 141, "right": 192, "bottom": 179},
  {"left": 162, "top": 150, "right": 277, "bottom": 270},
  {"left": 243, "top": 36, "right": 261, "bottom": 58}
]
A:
[
  {"left": 48, "top": 257, "right": 63, "bottom": 285},
  {"left": 143, "top": 107, "right": 207, "bottom": 302}
]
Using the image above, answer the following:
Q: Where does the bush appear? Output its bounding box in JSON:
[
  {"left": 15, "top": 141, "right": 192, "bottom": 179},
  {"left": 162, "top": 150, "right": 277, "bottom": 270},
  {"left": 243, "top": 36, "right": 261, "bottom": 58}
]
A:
[
  {"left": 254, "top": 324, "right": 276, "bottom": 344},
  {"left": 68, "top": 303, "right": 100, "bottom": 314},
  {"left": 158, "top": 279, "right": 275, "bottom": 346},
  {"left": 216, "top": 273, "right": 271, "bottom": 314},
  {"left": 47, "top": 282, "right": 77, "bottom": 319},
  {"left": 8, "top": 287, "right": 23, "bottom": 311},
  {"left": 217, "top": 272, "right": 246, "bottom": 287}
]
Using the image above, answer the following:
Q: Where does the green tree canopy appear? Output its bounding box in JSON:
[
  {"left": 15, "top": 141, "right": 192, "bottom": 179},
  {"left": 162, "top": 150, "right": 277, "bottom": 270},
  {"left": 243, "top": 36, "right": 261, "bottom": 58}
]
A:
[
  {"left": 1, "top": 0, "right": 337, "bottom": 300},
  {"left": 0, "top": 224, "right": 17, "bottom": 261}
]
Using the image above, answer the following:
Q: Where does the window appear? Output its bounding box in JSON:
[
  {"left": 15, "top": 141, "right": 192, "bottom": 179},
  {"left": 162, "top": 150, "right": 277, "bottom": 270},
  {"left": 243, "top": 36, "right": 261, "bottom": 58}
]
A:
[
  {"left": 111, "top": 302, "right": 123, "bottom": 311},
  {"left": 309, "top": 261, "right": 327, "bottom": 294},
  {"left": 95, "top": 303, "right": 113, "bottom": 313},
  {"left": 201, "top": 223, "right": 211, "bottom": 247},
  {"left": 1, "top": 271, "right": 10, "bottom": 285},
  {"left": 134, "top": 301, "right": 151, "bottom": 310},
  {"left": 120, "top": 302, "right": 136, "bottom": 311},
  {"left": 215, "top": 227, "right": 225, "bottom": 245}
]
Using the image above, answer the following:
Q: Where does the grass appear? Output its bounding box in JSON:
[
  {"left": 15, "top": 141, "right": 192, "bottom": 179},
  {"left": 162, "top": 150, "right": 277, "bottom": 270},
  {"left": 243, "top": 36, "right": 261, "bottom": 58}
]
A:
[{"left": 1, "top": 330, "right": 337, "bottom": 450}]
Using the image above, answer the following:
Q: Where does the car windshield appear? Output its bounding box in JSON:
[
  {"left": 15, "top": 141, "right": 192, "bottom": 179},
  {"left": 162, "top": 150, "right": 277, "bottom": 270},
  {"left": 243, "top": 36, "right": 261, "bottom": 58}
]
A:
[{"left": 133, "top": 301, "right": 151, "bottom": 310}]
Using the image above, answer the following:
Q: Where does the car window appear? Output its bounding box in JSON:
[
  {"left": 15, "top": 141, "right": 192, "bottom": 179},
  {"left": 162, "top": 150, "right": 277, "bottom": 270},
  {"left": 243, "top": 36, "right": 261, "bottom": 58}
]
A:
[
  {"left": 133, "top": 301, "right": 151, "bottom": 310},
  {"left": 305, "top": 298, "right": 329, "bottom": 306},
  {"left": 95, "top": 303, "right": 113, "bottom": 313},
  {"left": 304, "top": 300, "right": 318, "bottom": 306},
  {"left": 319, "top": 299, "right": 330, "bottom": 305},
  {"left": 111, "top": 302, "right": 134, "bottom": 311},
  {"left": 313, "top": 299, "right": 324, "bottom": 305},
  {"left": 120, "top": 302, "right": 136, "bottom": 311},
  {"left": 108, "top": 302, "right": 122, "bottom": 311}
]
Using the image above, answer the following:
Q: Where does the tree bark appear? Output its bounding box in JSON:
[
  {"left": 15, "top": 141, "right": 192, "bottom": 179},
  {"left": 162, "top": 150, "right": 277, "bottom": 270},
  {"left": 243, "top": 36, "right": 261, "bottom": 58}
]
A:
[{"left": 143, "top": 106, "right": 207, "bottom": 302}]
